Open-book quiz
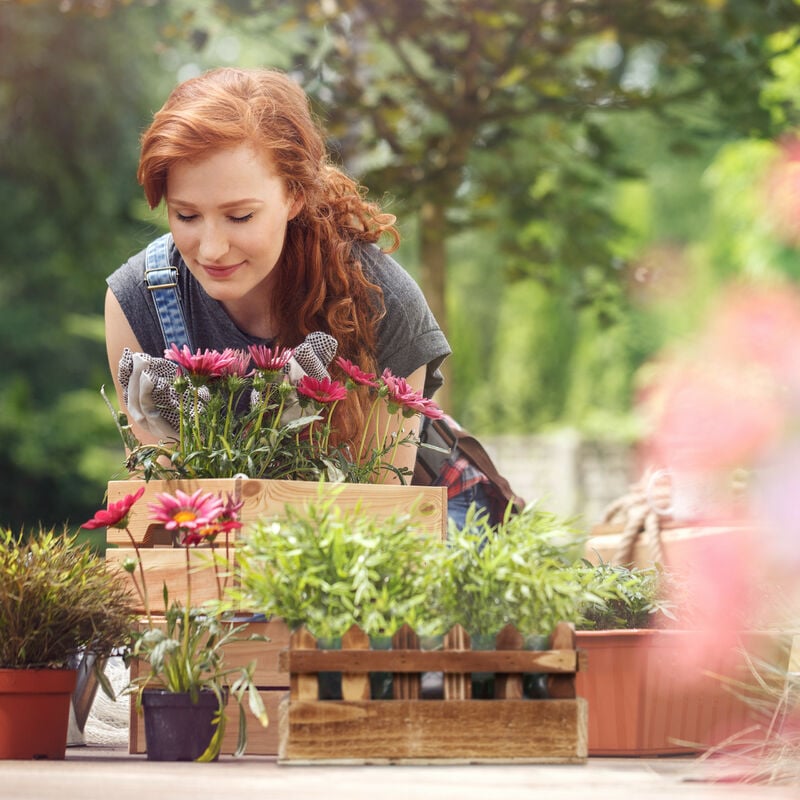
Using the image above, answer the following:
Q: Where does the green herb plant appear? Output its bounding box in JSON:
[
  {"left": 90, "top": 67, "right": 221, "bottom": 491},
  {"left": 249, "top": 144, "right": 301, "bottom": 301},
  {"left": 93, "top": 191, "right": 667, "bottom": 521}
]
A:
[
  {"left": 236, "top": 490, "right": 440, "bottom": 639},
  {"left": 432, "top": 504, "right": 615, "bottom": 639},
  {"left": 0, "top": 527, "right": 134, "bottom": 692}
]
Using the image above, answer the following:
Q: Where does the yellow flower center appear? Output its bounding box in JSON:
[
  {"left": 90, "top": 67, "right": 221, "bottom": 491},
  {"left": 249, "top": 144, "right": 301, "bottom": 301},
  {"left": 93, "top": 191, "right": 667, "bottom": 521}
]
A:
[{"left": 174, "top": 510, "right": 198, "bottom": 523}]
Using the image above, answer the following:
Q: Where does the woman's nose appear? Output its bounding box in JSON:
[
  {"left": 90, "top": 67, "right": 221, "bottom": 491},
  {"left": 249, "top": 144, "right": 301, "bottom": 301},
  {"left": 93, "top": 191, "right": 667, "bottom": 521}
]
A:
[{"left": 198, "top": 225, "right": 230, "bottom": 262}]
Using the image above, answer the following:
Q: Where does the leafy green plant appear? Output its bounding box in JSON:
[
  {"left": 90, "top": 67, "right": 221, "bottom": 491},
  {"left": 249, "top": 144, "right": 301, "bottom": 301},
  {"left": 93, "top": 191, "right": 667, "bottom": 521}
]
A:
[
  {"left": 236, "top": 490, "right": 440, "bottom": 639},
  {"left": 431, "top": 504, "right": 612, "bottom": 638},
  {"left": 577, "top": 561, "right": 678, "bottom": 630},
  {"left": 0, "top": 527, "right": 134, "bottom": 680}
]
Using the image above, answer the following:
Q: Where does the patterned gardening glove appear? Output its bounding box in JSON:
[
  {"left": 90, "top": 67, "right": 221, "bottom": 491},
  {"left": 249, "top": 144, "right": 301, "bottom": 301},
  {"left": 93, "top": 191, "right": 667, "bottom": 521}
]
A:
[
  {"left": 117, "top": 348, "right": 184, "bottom": 439},
  {"left": 279, "top": 331, "right": 338, "bottom": 423}
]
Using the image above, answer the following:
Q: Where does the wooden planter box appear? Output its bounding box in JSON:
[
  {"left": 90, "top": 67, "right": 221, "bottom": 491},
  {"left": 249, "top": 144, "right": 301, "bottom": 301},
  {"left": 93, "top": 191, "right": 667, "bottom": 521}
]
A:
[
  {"left": 128, "top": 617, "right": 291, "bottom": 756},
  {"left": 106, "top": 478, "right": 447, "bottom": 614},
  {"left": 575, "top": 629, "right": 792, "bottom": 756},
  {"left": 278, "top": 621, "right": 587, "bottom": 764}
]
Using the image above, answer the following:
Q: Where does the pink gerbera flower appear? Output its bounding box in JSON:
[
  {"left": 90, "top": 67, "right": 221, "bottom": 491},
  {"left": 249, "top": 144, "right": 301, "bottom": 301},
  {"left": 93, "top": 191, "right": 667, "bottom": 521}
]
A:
[
  {"left": 164, "top": 344, "right": 239, "bottom": 378},
  {"left": 82, "top": 487, "right": 145, "bottom": 530},
  {"left": 217, "top": 494, "right": 244, "bottom": 534},
  {"left": 335, "top": 357, "right": 379, "bottom": 388},
  {"left": 248, "top": 344, "right": 294, "bottom": 371},
  {"left": 217, "top": 348, "right": 252, "bottom": 377},
  {"left": 148, "top": 489, "right": 225, "bottom": 533},
  {"left": 382, "top": 370, "right": 424, "bottom": 410},
  {"left": 297, "top": 375, "right": 348, "bottom": 404}
]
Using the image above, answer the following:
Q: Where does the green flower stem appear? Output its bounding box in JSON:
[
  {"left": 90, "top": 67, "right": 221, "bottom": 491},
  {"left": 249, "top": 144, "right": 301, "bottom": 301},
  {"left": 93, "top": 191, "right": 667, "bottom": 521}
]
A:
[
  {"left": 123, "top": 525, "right": 152, "bottom": 627},
  {"left": 320, "top": 400, "right": 340, "bottom": 453},
  {"left": 356, "top": 395, "right": 380, "bottom": 464}
]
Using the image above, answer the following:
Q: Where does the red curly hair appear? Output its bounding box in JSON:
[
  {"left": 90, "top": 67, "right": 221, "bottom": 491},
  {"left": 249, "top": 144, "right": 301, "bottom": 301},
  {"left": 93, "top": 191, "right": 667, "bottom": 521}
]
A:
[{"left": 138, "top": 67, "right": 400, "bottom": 443}]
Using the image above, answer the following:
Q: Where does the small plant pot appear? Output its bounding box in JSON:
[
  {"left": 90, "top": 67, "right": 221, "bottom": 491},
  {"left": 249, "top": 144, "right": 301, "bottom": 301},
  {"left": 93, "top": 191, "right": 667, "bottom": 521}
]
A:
[
  {"left": 141, "top": 689, "right": 223, "bottom": 761},
  {"left": 0, "top": 668, "right": 78, "bottom": 760}
]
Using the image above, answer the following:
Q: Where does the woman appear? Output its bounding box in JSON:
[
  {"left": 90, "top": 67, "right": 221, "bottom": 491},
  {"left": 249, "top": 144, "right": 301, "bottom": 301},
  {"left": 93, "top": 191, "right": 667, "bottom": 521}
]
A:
[{"left": 105, "top": 67, "right": 450, "bottom": 482}]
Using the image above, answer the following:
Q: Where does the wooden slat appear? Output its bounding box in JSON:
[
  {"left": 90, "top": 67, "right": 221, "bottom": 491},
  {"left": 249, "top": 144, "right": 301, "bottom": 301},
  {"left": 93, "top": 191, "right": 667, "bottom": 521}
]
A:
[
  {"left": 443, "top": 625, "right": 471, "bottom": 700},
  {"left": 392, "top": 624, "right": 421, "bottom": 700},
  {"left": 494, "top": 623, "right": 524, "bottom": 699},
  {"left": 289, "top": 628, "right": 319, "bottom": 702},
  {"left": 106, "top": 478, "right": 447, "bottom": 545},
  {"left": 279, "top": 647, "right": 579, "bottom": 674},
  {"left": 279, "top": 697, "right": 588, "bottom": 763},
  {"left": 106, "top": 548, "right": 236, "bottom": 614},
  {"left": 341, "top": 624, "right": 371, "bottom": 701},
  {"left": 548, "top": 621, "right": 577, "bottom": 699}
]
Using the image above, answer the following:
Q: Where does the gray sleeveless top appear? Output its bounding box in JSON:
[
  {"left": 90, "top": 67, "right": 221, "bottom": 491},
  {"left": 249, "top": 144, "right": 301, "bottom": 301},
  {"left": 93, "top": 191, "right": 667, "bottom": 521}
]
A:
[{"left": 107, "top": 238, "right": 450, "bottom": 398}]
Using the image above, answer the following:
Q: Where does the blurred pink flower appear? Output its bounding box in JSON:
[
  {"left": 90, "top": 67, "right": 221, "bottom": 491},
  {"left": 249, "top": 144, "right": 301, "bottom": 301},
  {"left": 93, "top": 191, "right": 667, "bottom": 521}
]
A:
[{"left": 764, "top": 136, "right": 800, "bottom": 246}]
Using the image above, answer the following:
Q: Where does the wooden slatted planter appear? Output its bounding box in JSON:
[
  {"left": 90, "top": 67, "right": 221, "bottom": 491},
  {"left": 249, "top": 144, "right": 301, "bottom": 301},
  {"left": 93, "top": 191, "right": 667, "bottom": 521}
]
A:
[
  {"left": 105, "top": 478, "right": 447, "bottom": 614},
  {"left": 278, "top": 621, "right": 588, "bottom": 764}
]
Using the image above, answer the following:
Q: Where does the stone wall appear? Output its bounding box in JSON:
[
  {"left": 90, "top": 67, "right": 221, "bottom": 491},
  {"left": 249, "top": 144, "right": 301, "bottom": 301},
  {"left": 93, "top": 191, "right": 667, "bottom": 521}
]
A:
[{"left": 481, "top": 431, "right": 637, "bottom": 532}]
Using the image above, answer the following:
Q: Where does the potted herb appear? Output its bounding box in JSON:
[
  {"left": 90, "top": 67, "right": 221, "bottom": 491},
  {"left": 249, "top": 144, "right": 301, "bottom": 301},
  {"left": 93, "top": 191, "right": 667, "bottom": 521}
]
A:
[
  {"left": 573, "top": 562, "right": 790, "bottom": 756},
  {"left": 82, "top": 487, "right": 268, "bottom": 762},
  {"left": 0, "top": 528, "right": 134, "bottom": 760},
  {"left": 236, "top": 489, "right": 438, "bottom": 640}
]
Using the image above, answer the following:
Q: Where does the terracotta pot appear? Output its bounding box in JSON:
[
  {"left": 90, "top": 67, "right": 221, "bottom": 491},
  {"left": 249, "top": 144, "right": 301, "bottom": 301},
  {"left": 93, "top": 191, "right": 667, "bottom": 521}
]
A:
[
  {"left": 141, "top": 689, "right": 223, "bottom": 761},
  {"left": 0, "top": 668, "right": 78, "bottom": 760},
  {"left": 575, "top": 629, "right": 787, "bottom": 756}
]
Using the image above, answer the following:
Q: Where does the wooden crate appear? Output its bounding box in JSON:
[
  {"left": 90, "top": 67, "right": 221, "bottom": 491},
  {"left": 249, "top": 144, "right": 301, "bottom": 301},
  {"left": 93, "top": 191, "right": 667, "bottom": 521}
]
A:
[
  {"left": 128, "top": 617, "right": 290, "bottom": 756},
  {"left": 106, "top": 478, "right": 447, "bottom": 613},
  {"left": 278, "top": 621, "right": 588, "bottom": 764}
]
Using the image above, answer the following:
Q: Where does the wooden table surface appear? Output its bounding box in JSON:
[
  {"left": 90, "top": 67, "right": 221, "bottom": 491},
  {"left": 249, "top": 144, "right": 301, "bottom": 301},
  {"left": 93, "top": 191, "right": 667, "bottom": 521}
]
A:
[{"left": 1, "top": 746, "right": 796, "bottom": 800}]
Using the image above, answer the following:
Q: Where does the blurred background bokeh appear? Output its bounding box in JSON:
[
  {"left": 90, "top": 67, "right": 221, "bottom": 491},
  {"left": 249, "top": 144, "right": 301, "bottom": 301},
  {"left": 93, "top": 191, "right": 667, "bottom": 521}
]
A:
[{"left": 2, "top": 0, "right": 800, "bottom": 531}]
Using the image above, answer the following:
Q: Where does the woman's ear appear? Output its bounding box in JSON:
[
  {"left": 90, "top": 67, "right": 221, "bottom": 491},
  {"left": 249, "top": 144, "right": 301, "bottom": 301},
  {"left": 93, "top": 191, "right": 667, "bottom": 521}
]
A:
[{"left": 288, "top": 193, "right": 305, "bottom": 221}]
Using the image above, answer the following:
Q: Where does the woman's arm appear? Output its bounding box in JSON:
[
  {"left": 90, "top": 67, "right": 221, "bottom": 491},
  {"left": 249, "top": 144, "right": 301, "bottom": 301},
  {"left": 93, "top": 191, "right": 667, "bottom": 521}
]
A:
[{"left": 104, "top": 287, "right": 161, "bottom": 448}]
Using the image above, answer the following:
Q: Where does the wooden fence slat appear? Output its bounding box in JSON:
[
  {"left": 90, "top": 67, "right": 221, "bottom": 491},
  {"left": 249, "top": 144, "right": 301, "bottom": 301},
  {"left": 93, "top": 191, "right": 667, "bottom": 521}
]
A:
[
  {"left": 290, "top": 628, "right": 319, "bottom": 701},
  {"left": 279, "top": 648, "right": 577, "bottom": 674},
  {"left": 547, "top": 621, "right": 577, "bottom": 699},
  {"left": 392, "top": 623, "right": 421, "bottom": 699},
  {"left": 341, "top": 624, "right": 371, "bottom": 701},
  {"left": 444, "top": 624, "right": 471, "bottom": 700},
  {"left": 495, "top": 623, "right": 524, "bottom": 699}
]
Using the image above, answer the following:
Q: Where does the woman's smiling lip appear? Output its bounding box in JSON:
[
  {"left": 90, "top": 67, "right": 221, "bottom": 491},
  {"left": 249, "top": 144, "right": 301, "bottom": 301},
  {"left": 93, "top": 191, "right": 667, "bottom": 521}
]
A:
[{"left": 199, "top": 261, "right": 245, "bottom": 278}]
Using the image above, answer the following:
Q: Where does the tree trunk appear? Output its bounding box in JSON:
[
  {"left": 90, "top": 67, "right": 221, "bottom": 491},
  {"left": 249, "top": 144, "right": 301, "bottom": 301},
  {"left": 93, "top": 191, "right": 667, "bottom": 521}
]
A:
[{"left": 419, "top": 201, "right": 451, "bottom": 413}]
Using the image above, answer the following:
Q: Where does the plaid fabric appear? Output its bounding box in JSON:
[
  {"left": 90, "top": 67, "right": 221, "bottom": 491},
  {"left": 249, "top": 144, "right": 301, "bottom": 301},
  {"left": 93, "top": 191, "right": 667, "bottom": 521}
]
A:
[
  {"left": 435, "top": 455, "right": 509, "bottom": 525},
  {"left": 434, "top": 455, "right": 487, "bottom": 500}
]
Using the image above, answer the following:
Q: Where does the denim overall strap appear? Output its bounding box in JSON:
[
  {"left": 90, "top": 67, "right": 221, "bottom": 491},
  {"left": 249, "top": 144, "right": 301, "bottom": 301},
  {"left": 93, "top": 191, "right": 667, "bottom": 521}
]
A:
[{"left": 144, "top": 233, "right": 193, "bottom": 351}]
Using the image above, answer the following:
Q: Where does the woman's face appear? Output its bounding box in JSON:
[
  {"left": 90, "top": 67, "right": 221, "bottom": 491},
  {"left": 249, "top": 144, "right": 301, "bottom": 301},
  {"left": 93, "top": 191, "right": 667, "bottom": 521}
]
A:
[{"left": 166, "top": 143, "right": 302, "bottom": 334}]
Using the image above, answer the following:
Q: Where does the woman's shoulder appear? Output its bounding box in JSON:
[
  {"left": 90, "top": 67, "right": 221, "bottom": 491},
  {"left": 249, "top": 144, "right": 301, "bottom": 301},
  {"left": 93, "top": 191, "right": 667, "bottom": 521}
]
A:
[{"left": 354, "top": 241, "right": 426, "bottom": 305}]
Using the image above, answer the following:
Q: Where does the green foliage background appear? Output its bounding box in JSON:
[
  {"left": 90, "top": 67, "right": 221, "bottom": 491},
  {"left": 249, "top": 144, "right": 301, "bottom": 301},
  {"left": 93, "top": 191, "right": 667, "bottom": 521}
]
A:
[{"left": 1, "top": 0, "right": 800, "bottom": 528}]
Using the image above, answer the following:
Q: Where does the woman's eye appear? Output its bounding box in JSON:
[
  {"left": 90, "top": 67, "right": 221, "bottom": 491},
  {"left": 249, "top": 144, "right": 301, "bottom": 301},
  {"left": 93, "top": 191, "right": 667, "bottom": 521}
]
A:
[
  {"left": 175, "top": 212, "right": 197, "bottom": 222},
  {"left": 229, "top": 212, "right": 254, "bottom": 224}
]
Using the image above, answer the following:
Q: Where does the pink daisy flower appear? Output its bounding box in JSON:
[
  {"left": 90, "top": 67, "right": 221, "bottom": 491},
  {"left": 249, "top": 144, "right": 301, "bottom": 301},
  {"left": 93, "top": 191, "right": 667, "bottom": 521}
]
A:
[
  {"left": 164, "top": 344, "right": 239, "bottom": 378},
  {"left": 148, "top": 489, "right": 225, "bottom": 533},
  {"left": 82, "top": 487, "right": 145, "bottom": 530},
  {"left": 335, "top": 357, "right": 379, "bottom": 388},
  {"left": 297, "top": 375, "right": 348, "bottom": 404},
  {"left": 248, "top": 344, "right": 294, "bottom": 371}
]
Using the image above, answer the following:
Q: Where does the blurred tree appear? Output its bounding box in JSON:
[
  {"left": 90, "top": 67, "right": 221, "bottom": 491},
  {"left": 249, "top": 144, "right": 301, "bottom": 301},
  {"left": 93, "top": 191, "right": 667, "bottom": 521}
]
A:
[
  {"left": 206, "top": 0, "right": 800, "bottom": 411},
  {"left": 0, "top": 0, "right": 173, "bottom": 527}
]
